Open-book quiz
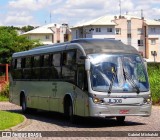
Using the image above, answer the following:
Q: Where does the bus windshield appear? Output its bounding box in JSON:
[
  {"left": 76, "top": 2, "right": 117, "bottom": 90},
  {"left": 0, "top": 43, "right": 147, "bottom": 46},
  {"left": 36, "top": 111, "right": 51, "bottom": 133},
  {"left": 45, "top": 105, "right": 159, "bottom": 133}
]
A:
[{"left": 90, "top": 54, "right": 149, "bottom": 93}]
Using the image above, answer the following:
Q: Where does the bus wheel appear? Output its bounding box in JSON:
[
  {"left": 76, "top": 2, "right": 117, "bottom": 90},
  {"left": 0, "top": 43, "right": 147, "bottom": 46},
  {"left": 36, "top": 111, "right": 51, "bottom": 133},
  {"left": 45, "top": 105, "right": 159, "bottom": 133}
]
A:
[
  {"left": 21, "top": 95, "right": 28, "bottom": 113},
  {"left": 116, "top": 116, "right": 125, "bottom": 124},
  {"left": 64, "top": 98, "right": 75, "bottom": 123}
]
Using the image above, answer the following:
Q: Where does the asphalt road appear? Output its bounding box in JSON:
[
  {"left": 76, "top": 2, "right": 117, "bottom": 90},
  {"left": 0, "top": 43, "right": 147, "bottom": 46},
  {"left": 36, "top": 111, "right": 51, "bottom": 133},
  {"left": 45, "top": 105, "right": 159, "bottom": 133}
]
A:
[{"left": 0, "top": 102, "right": 159, "bottom": 140}]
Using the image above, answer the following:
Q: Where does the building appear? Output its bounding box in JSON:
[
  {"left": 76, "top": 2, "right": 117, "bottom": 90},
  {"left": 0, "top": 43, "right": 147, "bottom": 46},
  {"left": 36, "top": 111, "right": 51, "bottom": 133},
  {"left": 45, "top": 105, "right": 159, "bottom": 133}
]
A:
[
  {"left": 71, "top": 15, "right": 160, "bottom": 62},
  {"left": 22, "top": 23, "right": 71, "bottom": 45}
]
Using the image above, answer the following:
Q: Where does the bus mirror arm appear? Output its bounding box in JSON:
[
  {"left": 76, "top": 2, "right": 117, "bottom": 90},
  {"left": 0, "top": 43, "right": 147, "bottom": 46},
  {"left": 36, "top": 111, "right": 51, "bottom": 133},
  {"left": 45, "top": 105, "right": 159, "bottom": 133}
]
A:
[{"left": 79, "top": 55, "right": 87, "bottom": 59}]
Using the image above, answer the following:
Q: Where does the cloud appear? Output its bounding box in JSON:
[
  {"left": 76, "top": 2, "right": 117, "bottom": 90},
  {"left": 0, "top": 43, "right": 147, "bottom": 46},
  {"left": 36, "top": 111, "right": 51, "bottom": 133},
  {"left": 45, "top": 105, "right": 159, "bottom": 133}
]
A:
[
  {"left": 1, "top": 0, "right": 160, "bottom": 26},
  {"left": 9, "top": 0, "right": 52, "bottom": 11},
  {"left": 3, "top": 11, "right": 37, "bottom": 26}
]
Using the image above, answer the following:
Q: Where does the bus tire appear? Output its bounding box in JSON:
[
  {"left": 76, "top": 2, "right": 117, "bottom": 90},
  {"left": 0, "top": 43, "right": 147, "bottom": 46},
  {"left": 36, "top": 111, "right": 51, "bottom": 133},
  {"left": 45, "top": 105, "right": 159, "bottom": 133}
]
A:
[
  {"left": 21, "top": 95, "right": 28, "bottom": 113},
  {"left": 64, "top": 97, "right": 75, "bottom": 123},
  {"left": 116, "top": 116, "right": 125, "bottom": 124}
]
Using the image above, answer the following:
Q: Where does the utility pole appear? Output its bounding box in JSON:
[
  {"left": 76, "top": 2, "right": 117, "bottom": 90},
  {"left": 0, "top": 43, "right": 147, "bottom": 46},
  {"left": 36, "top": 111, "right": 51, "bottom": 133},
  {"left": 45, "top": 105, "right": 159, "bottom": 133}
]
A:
[
  {"left": 141, "top": 9, "right": 143, "bottom": 19},
  {"left": 119, "top": 0, "right": 121, "bottom": 16}
]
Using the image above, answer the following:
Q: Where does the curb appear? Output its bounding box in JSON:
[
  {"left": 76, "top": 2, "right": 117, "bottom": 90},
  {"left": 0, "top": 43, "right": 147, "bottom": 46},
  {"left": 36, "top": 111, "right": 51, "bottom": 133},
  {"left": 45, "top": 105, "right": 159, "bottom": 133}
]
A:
[{"left": 5, "top": 115, "right": 30, "bottom": 131}]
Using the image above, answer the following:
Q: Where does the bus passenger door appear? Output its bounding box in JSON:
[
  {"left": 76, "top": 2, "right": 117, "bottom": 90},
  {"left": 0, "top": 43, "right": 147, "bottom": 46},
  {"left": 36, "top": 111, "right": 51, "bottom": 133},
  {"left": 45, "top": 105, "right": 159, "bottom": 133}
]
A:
[{"left": 74, "top": 66, "right": 86, "bottom": 116}]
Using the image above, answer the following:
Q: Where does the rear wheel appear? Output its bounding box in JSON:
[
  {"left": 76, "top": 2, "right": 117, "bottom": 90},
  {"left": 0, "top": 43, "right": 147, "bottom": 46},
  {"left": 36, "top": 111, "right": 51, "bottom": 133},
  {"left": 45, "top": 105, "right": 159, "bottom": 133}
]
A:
[
  {"left": 116, "top": 116, "right": 125, "bottom": 124},
  {"left": 21, "top": 95, "right": 28, "bottom": 113}
]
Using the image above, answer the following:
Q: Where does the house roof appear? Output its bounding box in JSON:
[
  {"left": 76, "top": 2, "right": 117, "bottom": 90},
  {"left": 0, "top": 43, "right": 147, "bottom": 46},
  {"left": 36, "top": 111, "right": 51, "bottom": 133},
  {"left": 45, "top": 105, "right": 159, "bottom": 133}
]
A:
[
  {"left": 22, "top": 23, "right": 61, "bottom": 35},
  {"left": 71, "top": 15, "right": 160, "bottom": 29},
  {"left": 145, "top": 19, "right": 160, "bottom": 25},
  {"left": 71, "top": 15, "right": 116, "bottom": 28}
]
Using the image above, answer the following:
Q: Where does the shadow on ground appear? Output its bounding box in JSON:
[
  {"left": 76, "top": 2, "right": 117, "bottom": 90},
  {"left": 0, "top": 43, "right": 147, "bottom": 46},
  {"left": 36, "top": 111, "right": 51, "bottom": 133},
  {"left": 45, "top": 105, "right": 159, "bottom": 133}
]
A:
[{"left": 5, "top": 109, "right": 145, "bottom": 128}]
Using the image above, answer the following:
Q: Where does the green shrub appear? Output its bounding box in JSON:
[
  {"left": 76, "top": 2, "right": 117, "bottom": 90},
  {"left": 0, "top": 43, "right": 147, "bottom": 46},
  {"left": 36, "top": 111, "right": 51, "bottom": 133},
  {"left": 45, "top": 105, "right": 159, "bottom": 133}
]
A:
[
  {"left": 0, "top": 82, "right": 9, "bottom": 98},
  {"left": 147, "top": 63, "right": 160, "bottom": 104}
]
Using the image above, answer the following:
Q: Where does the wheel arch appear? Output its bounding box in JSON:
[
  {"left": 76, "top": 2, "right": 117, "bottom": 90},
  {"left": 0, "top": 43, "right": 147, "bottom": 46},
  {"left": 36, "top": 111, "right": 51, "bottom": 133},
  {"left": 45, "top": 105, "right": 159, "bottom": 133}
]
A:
[{"left": 63, "top": 93, "right": 74, "bottom": 113}]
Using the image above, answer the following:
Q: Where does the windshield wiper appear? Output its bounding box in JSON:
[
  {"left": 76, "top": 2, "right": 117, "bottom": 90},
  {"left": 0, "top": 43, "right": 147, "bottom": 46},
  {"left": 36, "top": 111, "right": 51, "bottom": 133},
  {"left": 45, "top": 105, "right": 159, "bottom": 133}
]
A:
[
  {"left": 123, "top": 69, "right": 140, "bottom": 94},
  {"left": 108, "top": 69, "right": 117, "bottom": 94}
]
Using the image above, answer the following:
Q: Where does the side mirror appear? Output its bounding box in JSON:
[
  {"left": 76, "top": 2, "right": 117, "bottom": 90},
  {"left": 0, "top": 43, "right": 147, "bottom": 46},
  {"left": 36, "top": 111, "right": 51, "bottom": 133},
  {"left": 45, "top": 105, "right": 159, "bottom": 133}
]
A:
[{"left": 85, "top": 59, "right": 90, "bottom": 71}]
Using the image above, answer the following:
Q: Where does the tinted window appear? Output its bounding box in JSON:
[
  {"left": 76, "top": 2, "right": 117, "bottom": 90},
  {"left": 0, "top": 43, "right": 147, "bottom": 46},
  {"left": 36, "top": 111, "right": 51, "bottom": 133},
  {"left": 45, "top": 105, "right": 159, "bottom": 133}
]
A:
[
  {"left": 25, "top": 57, "right": 31, "bottom": 68},
  {"left": 62, "top": 66, "right": 76, "bottom": 83},
  {"left": 77, "top": 50, "right": 84, "bottom": 64},
  {"left": 33, "top": 56, "right": 40, "bottom": 67},
  {"left": 52, "top": 53, "right": 61, "bottom": 66},
  {"left": 17, "top": 58, "right": 21, "bottom": 69},
  {"left": 12, "top": 59, "right": 17, "bottom": 69},
  {"left": 63, "top": 51, "right": 76, "bottom": 65},
  {"left": 43, "top": 54, "right": 50, "bottom": 67}
]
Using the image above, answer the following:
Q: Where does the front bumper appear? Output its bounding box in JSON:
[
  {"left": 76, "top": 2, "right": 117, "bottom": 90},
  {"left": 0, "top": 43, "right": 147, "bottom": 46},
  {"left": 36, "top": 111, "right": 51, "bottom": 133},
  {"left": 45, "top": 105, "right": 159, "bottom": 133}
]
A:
[{"left": 88, "top": 98, "right": 152, "bottom": 117}]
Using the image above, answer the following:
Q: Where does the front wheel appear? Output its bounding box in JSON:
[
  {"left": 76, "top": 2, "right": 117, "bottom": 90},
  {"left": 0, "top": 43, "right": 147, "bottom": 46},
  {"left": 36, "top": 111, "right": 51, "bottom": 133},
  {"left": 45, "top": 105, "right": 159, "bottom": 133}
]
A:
[
  {"left": 64, "top": 98, "right": 75, "bottom": 123},
  {"left": 116, "top": 116, "right": 125, "bottom": 124}
]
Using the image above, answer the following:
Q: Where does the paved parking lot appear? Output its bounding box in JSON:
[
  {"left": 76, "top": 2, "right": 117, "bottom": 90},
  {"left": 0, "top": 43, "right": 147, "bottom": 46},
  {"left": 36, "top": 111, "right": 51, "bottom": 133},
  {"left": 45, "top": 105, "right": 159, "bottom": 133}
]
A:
[{"left": 0, "top": 102, "right": 159, "bottom": 140}]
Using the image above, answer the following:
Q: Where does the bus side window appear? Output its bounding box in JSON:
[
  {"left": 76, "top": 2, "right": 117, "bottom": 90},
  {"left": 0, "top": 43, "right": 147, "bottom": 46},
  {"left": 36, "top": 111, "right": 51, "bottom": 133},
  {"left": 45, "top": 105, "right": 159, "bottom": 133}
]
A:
[
  {"left": 32, "top": 55, "right": 40, "bottom": 79},
  {"left": 17, "top": 58, "right": 21, "bottom": 69},
  {"left": 14, "top": 58, "right": 22, "bottom": 79},
  {"left": 23, "top": 57, "right": 32, "bottom": 79},
  {"left": 63, "top": 50, "right": 76, "bottom": 65},
  {"left": 77, "top": 66, "right": 85, "bottom": 90},
  {"left": 50, "top": 53, "right": 61, "bottom": 79},
  {"left": 62, "top": 50, "right": 76, "bottom": 83},
  {"left": 43, "top": 54, "right": 50, "bottom": 67},
  {"left": 12, "top": 59, "right": 17, "bottom": 69},
  {"left": 41, "top": 54, "right": 50, "bottom": 79},
  {"left": 77, "top": 50, "right": 84, "bottom": 64}
]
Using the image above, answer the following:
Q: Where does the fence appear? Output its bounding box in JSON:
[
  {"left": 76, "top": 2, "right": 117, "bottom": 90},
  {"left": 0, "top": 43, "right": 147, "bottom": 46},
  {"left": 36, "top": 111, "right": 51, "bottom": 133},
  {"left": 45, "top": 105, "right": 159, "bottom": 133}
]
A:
[{"left": 0, "top": 64, "right": 9, "bottom": 91}]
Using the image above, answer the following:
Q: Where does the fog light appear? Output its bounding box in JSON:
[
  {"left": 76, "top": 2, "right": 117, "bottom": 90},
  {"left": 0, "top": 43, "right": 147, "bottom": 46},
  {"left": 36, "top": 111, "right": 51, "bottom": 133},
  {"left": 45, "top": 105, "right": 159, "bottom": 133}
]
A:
[{"left": 147, "top": 98, "right": 151, "bottom": 103}]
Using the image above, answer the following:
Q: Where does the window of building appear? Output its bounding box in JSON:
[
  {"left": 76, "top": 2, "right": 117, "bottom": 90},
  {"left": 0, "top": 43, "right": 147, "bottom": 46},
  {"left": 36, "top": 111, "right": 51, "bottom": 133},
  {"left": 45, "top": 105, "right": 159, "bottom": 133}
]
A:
[
  {"left": 115, "top": 28, "right": 121, "bottom": 34},
  {"left": 151, "top": 39, "right": 156, "bottom": 45},
  {"left": 45, "top": 35, "right": 50, "bottom": 39},
  {"left": 107, "top": 28, "right": 112, "bottom": 32},
  {"left": 127, "top": 20, "right": 131, "bottom": 25},
  {"left": 151, "top": 27, "right": 156, "bottom": 33},
  {"left": 138, "top": 40, "right": 143, "bottom": 46},
  {"left": 96, "top": 28, "right": 101, "bottom": 32},
  {"left": 127, "top": 33, "right": 131, "bottom": 38},
  {"left": 137, "top": 28, "right": 143, "bottom": 35}
]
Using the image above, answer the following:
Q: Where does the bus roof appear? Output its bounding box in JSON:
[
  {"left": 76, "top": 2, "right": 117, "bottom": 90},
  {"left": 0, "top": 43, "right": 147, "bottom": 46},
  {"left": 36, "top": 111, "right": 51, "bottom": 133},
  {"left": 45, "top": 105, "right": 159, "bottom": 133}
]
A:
[
  {"left": 70, "top": 38, "right": 139, "bottom": 55},
  {"left": 13, "top": 38, "right": 139, "bottom": 58}
]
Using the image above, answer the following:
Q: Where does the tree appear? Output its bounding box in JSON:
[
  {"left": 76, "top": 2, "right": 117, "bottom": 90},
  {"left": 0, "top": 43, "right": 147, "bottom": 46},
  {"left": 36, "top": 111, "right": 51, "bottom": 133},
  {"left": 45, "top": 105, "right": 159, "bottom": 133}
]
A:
[
  {"left": 0, "top": 26, "right": 42, "bottom": 64},
  {"left": 21, "top": 25, "right": 35, "bottom": 32}
]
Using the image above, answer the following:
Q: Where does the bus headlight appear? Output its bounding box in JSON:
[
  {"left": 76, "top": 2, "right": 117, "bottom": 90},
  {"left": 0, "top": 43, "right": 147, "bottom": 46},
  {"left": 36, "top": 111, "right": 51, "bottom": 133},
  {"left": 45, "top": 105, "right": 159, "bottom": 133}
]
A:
[{"left": 92, "top": 97, "right": 104, "bottom": 104}]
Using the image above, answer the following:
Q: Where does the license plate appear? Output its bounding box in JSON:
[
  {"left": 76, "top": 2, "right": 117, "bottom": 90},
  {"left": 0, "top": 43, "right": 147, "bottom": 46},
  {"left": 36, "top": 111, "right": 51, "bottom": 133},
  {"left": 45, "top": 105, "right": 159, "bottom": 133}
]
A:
[
  {"left": 108, "top": 98, "right": 122, "bottom": 104},
  {"left": 104, "top": 98, "right": 143, "bottom": 104}
]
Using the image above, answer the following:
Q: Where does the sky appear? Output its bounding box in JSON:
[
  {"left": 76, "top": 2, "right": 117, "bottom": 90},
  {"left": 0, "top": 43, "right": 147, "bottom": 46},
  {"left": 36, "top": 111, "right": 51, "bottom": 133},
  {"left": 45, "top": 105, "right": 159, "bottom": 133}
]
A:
[{"left": 0, "top": 0, "right": 160, "bottom": 27}]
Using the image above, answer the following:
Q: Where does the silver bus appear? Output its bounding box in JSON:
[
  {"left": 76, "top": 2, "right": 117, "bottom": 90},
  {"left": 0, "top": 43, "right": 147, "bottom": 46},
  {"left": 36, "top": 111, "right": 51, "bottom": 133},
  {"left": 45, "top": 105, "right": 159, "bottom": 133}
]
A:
[{"left": 9, "top": 38, "right": 151, "bottom": 123}]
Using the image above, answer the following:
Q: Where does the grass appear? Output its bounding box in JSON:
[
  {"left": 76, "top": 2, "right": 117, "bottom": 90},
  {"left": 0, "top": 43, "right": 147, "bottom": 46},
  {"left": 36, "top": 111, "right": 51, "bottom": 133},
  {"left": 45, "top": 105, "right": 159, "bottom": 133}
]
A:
[
  {"left": 0, "top": 111, "right": 24, "bottom": 130},
  {"left": 0, "top": 95, "right": 9, "bottom": 101}
]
